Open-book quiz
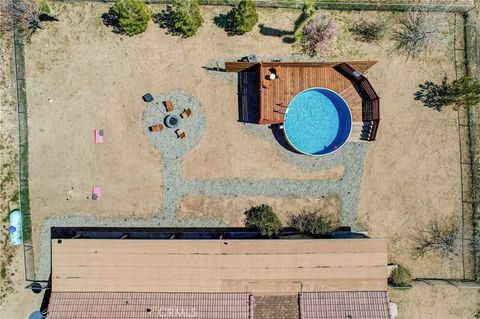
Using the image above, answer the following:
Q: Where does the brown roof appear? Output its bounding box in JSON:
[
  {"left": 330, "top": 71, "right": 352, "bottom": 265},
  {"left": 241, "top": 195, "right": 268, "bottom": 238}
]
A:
[
  {"left": 300, "top": 291, "right": 391, "bottom": 319},
  {"left": 47, "top": 292, "right": 253, "bottom": 319},
  {"left": 51, "top": 238, "right": 388, "bottom": 294}
]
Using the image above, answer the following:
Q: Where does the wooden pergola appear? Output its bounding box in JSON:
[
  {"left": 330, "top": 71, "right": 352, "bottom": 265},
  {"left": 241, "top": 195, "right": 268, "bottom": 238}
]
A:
[{"left": 225, "top": 61, "right": 379, "bottom": 140}]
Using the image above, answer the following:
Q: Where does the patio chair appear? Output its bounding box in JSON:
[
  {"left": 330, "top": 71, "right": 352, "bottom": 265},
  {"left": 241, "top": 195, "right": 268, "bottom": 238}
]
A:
[
  {"left": 148, "top": 124, "right": 164, "bottom": 132},
  {"left": 180, "top": 108, "right": 192, "bottom": 119},
  {"left": 164, "top": 100, "right": 174, "bottom": 112},
  {"left": 175, "top": 129, "right": 186, "bottom": 139},
  {"left": 142, "top": 93, "right": 154, "bottom": 102}
]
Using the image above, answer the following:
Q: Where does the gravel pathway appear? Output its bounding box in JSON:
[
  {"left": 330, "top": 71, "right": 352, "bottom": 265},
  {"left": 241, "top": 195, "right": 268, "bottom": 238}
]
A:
[{"left": 37, "top": 88, "right": 368, "bottom": 279}]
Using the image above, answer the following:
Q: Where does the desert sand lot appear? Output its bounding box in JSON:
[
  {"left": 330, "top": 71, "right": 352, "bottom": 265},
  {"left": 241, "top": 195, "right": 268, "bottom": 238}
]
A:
[
  {"left": 389, "top": 286, "right": 480, "bottom": 319},
  {"left": 23, "top": 0, "right": 472, "bottom": 304}
]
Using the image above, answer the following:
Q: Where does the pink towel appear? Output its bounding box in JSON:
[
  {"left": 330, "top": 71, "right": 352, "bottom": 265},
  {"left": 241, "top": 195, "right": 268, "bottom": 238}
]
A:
[
  {"left": 94, "top": 129, "right": 104, "bottom": 144},
  {"left": 92, "top": 186, "right": 102, "bottom": 200}
]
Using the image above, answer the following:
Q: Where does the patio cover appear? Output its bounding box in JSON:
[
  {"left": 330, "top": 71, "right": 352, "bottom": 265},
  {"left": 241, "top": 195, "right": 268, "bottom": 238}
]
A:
[{"left": 51, "top": 238, "right": 388, "bottom": 293}]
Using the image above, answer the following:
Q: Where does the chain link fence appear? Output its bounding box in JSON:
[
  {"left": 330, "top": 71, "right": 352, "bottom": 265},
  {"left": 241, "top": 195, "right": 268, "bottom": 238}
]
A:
[
  {"left": 464, "top": 10, "right": 480, "bottom": 283},
  {"left": 12, "top": 22, "right": 36, "bottom": 281}
]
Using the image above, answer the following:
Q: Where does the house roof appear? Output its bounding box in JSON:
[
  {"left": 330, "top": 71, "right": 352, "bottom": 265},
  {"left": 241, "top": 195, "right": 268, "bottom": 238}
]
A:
[
  {"left": 51, "top": 238, "right": 388, "bottom": 294},
  {"left": 300, "top": 291, "right": 391, "bottom": 319},
  {"left": 47, "top": 292, "right": 253, "bottom": 319}
]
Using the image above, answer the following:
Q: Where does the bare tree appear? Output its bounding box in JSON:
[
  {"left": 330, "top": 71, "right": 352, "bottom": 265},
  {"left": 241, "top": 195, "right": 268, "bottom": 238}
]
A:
[
  {"left": 391, "top": 5, "right": 450, "bottom": 58},
  {"left": 410, "top": 216, "right": 461, "bottom": 258},
  {"left": 0, "top": 0, "right": 55, "bottom": 42}
]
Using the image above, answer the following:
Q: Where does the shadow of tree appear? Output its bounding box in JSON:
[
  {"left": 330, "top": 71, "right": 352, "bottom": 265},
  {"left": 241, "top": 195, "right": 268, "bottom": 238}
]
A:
[
  {"left": 152, "top": 5, "right": 183, "bottom": 37},
  {"left": 39, "top": 13, "right": 58, "bottom": 22},
  {"left": 101, "top": 9, "right": 119, "bottom": 32},
  {"left": 213, "top": 13, "right": 237, "bottom": 36},
  {"left": 258, "top": 24, "right": 295, "bottom": 43}
]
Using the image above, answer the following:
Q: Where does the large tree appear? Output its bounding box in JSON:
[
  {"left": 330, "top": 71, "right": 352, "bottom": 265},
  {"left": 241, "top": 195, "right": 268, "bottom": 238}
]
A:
[{"left": 415, "top": 76, "right": 480, "bottom": 111}]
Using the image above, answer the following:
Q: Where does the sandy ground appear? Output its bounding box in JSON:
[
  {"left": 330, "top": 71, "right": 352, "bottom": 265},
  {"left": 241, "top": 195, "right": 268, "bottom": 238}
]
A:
[
  {"left": 389, "top": 286, "right": 480, "bottom": 319},
  {"left": 19, "top": 3, "right": 473, "bottom": 316},
  {"left": 179, "top": 196, "right": 340, "bottom": 226},
  {"left": 0, "top": 252, "right": 45, "bottom": 319}
]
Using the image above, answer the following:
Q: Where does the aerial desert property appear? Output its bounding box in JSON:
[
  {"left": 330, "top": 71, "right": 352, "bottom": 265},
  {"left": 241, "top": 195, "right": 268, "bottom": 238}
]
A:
[{"left": 1, "top": 0, "right": 480, "bottom": 318}]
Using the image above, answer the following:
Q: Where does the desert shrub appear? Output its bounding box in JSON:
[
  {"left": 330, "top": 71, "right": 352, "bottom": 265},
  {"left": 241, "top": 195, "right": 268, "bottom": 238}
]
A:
[
  {"left": 293, "top": 0, "right": 316, "bottom": 41},
  {"left": 288, "top": 210, "right": 338, "bottom": 235},
  {"left": 391, "top": 7, "right": 448, "bottom": 58},
  {"left": 105, "top": 0, "right": 150, "bottom": 36},
  {"left": 349, "top": 19, "right": 390, "bottom": 43},
  {"left": 389, "top": 265, "right": 412, "bottom": 286},
  {"left": 244, "top": 204, "right": 282, "bottom": 238},
  {"left": 0, "top": 0, "right": 57, "bottom": 41},
  {"left": 172, "top": 0, "right": 203, "bottom": 37},
  {"left": 411, "top": 216, "right": 461, "bottom": 258},
  {"left": 300, "top": 14, "right": 339, "bottom": 56},
  {"left": 228, "top": 0, "right": 258, "bottom": 35},
  {"left": 415, "top": 76, "right": 480, "bottom": 111},
  {"left": 37, "top": 0, "right": 50, "bottom": 15}
]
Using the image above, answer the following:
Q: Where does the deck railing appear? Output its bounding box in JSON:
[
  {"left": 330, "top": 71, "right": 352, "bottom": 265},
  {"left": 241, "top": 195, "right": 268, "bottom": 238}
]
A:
[{"left": 334, "top": 63, "right": 380, "bottom": 141}]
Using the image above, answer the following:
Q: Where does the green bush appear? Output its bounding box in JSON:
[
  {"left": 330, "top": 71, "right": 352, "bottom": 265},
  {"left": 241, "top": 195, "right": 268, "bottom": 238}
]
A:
[
  {"left": 173, "top": 0, "right": 203, "bottom": 37},
  {"left": 349, "top": 19, "right": 390, "bottom": 43},
  {"left": 228, "top": 0, "right": 258, "bottom": 35},
  {"left": 244, "top": 204, "right": 282, "bottom": 238},
  {"left": 389, "top": 265, "right": 412, "bottom": 286},
  {"left": 293, "top": 0, "right": 317, "bottom": 41},
  {"left": 107, "top": 0, "right": 150, "bottom": 36},
  {"left": 38, "top": 0, "right": 51, "bottom": 15},
  {"left": 288, "top": 210, "right": 338, "bottom": 235}
]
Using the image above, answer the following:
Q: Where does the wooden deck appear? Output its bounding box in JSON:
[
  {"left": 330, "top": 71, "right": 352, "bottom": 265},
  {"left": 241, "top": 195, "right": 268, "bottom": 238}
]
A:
[{"left": 225, "top": 61, "right": 376, "bottom": 124}]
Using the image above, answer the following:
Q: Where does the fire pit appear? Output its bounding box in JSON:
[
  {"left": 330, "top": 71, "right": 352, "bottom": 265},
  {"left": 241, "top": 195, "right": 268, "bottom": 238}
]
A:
[{"left": 164, "top": 114, "right": 180, "bottom": 129}]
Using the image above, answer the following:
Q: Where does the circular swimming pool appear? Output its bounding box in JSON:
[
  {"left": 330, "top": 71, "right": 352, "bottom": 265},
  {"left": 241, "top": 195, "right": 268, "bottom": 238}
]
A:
[{"left": 283, "top": 88, "right": 352, "bottom": 156}]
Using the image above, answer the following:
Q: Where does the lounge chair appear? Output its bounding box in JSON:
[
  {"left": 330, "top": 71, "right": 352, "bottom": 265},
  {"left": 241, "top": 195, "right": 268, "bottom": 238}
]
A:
[
  {"left": 148, "top": 124, "right": 164, "bottom": 132},
  {"left": 175, "top": 129, "right": 186, "bottom": 139},
  {"left": 164, "top": 100, "right": 174, "bottom": 112},
  {"left": 94, "top": 129, "right": 104, "bottom": 144},
  {"left": 274, "top": 66, "right": 282, "bottom": 78},
  {"left": 92, "top": 186, "right": 102, "bottom": 200},
  {"left": 180, "top": 108, "right": 192, "bottom": 119}
]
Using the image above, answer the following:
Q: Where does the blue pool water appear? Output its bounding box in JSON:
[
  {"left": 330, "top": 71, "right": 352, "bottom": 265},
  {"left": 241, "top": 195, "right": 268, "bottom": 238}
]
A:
[{"left": 283, "top": 88, "right": 352, "bottom": 156}]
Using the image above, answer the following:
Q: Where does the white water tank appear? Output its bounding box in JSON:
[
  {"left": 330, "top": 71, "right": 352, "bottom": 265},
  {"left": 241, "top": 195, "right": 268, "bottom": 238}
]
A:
[{"left": 9, "top": 209, "right": 23, "bottom": 245}]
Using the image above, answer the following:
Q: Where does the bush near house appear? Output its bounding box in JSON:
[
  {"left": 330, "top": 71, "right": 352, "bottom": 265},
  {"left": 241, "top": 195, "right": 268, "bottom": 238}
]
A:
[
  {"left": 288, "top": 210, "right": 338, "bottom": 236},
  {"left": 106, "top": 0, "right": 150, "bottom": 36},
  {"left": 244, "top": 204, "right": 282, "bottom": 238},
  {"left": 389, "top": 264, "right": 412, "bottom": 286},
  {"left": 228, "top": 0, "right": 258, "bottom": 35}
]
